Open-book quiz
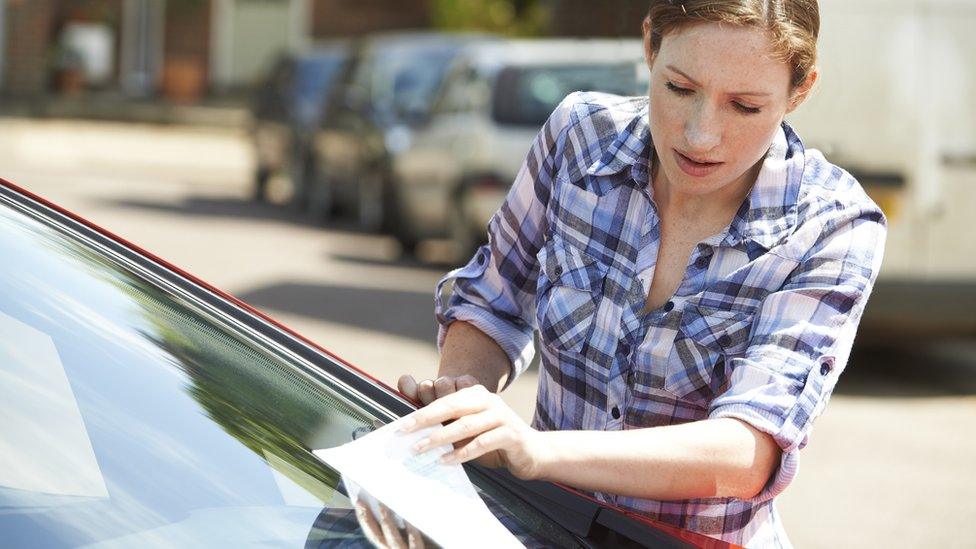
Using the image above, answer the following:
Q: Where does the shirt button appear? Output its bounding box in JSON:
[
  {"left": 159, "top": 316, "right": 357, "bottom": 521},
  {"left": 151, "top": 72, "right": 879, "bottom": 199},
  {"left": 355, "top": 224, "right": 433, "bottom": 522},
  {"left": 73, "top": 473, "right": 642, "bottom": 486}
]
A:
[
  {"left": 695, "top": 255, "right": 711, "bottom": 269},
  {"left": 663, "top": 300, "right": 674, "bottom": 312},
  {"left": 477, "top": 253, "right": 486, "bottom": 265},
  {"left": 820, "top": 362, "right": 832, "bottom": 376},
  {"left": 611, "top": 406, "right": 621, "bottom": 419},
  {"left": 718, "top": 335, "right": 732, "bottom": 347},
  {"left": 553, "top": 265, "right": 563, "bottom": 277}
]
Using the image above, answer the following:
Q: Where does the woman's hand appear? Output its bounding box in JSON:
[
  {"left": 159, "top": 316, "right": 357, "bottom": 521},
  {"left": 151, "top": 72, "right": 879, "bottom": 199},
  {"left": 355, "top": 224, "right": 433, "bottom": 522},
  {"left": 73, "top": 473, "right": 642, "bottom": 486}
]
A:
[
  {"left": 397, "top": 374, "right": 480, "bottom": 406},
  {"left": 400, "top": 385, "right": 549, "bottom": 480},
  {"left": 355, "top": 500, "right": 425, "bottom": 549}
]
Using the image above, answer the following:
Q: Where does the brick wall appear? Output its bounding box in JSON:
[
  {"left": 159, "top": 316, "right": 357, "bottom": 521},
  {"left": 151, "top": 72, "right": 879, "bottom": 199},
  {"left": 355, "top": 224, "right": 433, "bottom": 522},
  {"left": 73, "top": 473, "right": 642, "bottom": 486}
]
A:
[
  {"left": 310, "top": 0, "right": 430, "bottom": 39},
  {"left": 3, "top": 0, "right": 57, "bottom": 96}
]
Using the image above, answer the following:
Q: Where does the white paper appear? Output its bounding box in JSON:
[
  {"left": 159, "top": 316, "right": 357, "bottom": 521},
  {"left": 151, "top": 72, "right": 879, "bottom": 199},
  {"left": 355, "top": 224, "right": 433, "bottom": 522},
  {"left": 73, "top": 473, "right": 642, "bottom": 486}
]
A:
[{"left": 314, "top": 417, "right": 524, "bottom": 548}]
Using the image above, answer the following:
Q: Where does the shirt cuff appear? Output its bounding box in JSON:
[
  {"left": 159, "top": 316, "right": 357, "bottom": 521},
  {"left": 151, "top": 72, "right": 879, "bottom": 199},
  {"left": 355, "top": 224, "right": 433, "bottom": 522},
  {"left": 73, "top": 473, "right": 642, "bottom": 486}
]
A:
[{"left": 708, "top": 356, "right": 835, "bottom": 503}]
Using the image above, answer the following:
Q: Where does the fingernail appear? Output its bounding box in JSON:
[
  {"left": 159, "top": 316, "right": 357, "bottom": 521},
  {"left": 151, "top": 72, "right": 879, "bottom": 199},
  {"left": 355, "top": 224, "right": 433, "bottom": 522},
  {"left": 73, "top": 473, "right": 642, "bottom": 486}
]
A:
[
  {"left": 411, "top": 438, "right": 429, "bottom": 453},
  {"left": 439, "top": 452, "right": 456, "bottom": 464},
  {"left": 399, "top": 417, "right": 416, "bottom": 433}
]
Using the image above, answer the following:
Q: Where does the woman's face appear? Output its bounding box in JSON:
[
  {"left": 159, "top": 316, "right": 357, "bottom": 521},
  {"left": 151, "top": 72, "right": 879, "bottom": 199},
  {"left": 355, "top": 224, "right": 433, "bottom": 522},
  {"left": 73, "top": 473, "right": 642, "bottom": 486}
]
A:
[{"left": 643, "top": 21, "right": 809, "bottom": 198}]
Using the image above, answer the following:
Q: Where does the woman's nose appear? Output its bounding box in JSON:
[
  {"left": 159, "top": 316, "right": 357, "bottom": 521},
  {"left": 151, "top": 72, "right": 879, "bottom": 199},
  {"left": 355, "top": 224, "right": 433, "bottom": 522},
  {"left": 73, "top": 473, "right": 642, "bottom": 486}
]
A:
[{"left": 684, "top": 104, "right": 722, "bottom": 152}]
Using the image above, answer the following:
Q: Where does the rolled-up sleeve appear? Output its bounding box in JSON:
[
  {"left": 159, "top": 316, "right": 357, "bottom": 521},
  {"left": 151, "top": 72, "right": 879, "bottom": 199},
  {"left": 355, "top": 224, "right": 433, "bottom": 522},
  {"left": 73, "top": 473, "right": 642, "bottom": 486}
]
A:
[
  {"left": 709, "top": 197, "right": 887, "bottom": 503},
  {"left": 435, "top": 93, "right": 577, "bottom": 385}
]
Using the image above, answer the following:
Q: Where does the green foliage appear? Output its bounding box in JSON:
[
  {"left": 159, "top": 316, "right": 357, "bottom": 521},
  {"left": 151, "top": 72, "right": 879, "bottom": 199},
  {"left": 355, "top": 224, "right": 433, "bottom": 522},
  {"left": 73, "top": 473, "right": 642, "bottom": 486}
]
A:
[{"left": 431, "top": 0, "right": 551, "bottom": 37}]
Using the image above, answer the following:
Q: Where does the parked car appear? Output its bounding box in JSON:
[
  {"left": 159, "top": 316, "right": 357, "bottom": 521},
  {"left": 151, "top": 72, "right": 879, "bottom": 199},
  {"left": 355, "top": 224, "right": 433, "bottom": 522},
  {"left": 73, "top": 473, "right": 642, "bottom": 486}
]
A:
[
  {"left": 0, "top": 177, "right": 728, "bottom": 548},
  {"left": 389, "top": 39, "right": 645, "bottom": 258},
  {"left": 250, "top": 44, "right": 350, "bottom": 208},
  {"left": 310, "top": 32, "right": 496, "bottom": 230}
]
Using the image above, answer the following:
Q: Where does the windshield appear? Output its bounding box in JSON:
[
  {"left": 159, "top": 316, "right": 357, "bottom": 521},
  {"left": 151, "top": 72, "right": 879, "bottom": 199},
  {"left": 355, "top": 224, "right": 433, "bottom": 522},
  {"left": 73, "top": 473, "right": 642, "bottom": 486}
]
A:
[
  {"left": 492, "top": 63, "right": 641, "bottom": 127},
  {"left": 369, "top": 42, "right": 460, "bottom": 125},
  {"left": 291, "top": 53, "right": 346, "bottom": 128},
  {"left": 0, "top": 191, "right": 579, "bottom": 548}
]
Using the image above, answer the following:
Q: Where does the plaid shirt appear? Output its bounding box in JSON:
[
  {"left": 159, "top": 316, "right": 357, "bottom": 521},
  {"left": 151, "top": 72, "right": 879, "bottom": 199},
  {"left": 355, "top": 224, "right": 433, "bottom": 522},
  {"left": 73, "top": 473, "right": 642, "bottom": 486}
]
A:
[{"left": 435, "top": 92, "right": 886, "bottom": 547}]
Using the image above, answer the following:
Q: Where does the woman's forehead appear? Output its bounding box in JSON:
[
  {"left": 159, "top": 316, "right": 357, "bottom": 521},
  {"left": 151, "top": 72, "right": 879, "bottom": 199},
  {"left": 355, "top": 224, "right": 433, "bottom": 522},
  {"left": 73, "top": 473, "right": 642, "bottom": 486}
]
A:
[{"left": 656, "top": 23, "right": 792, "bottom": 93}]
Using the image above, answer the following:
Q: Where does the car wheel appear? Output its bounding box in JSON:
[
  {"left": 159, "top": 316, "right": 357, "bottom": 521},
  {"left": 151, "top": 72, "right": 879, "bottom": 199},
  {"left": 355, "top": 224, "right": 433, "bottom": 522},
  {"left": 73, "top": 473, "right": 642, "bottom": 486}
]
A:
[
  {"left": 307, "top": 163, "right": 334, "bottom": 223},
  {"left": 252, "top": 166, "right": 270, "bottom": 202},
  {"left": 448, "top": 188, "right": 480, "bottom": 263},
  {"left": 288, "top": 148, "right": 311, "bottom": 212},
  {"left": 357, "top": 171, "right": 385, "bottom": 233}
]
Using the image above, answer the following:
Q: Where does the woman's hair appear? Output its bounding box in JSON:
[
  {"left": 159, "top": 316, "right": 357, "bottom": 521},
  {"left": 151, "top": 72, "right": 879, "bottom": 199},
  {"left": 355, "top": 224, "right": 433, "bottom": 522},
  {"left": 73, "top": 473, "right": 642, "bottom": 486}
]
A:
[{"left": 647, "top": 0, "right": 820, "bottom": 89}]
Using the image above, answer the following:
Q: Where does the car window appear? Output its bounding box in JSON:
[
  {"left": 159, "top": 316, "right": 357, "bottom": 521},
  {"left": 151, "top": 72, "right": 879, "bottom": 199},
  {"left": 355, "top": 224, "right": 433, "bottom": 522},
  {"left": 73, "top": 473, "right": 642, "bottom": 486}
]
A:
[
  {"left": 368, "top": 42, "right": 460, "bottom": 124},
  {"left": 0, "top": 193, "right": 580, "bottom": 548},
  {"left": 492, "top": 63, "right": 641, "bottom": 127},
  {"left": 291, "top": 53, "right": 347, "bottom": 127}
]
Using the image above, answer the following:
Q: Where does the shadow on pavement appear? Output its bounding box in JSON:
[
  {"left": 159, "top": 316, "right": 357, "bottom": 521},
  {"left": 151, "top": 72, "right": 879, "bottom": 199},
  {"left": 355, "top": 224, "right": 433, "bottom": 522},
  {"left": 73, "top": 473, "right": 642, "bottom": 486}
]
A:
[
  {"left": 107, "top": 195, "right": 299, "bottom": 222},
  {"left": 104, "top": 195, "right": 367, "bottom": 233},
  {"left": 237, "top": 282, "right": 438, "bottom": 344},
  {"left": 837, "top": 340, "right": 976, "bottom": 397}
]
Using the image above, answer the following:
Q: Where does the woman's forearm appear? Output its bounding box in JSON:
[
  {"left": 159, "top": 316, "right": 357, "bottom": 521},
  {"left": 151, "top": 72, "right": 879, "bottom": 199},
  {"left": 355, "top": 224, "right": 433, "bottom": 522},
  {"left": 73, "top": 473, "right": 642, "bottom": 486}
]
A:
[
  {"left": 438, "top": 321, "right": 512, "bottom": 393},
  {"left": 533, "top": 418, "right": 781, "bottom": 501}
]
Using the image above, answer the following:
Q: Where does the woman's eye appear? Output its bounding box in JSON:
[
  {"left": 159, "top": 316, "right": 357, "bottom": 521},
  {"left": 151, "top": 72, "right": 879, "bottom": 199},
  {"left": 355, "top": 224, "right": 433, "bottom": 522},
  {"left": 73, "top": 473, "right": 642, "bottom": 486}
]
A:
[
  {"left": 665, "top": 81, "right": 693, "bottom": 95},
  {"left": 733, "top": 102, "right": 762, "bottom": 114}
]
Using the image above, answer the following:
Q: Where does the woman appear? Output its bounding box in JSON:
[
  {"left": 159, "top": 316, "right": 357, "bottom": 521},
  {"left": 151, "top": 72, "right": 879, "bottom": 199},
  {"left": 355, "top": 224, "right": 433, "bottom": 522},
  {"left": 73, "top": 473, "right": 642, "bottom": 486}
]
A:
[{"left": 372, "top": 1, "right": 886, "bottom": 546}]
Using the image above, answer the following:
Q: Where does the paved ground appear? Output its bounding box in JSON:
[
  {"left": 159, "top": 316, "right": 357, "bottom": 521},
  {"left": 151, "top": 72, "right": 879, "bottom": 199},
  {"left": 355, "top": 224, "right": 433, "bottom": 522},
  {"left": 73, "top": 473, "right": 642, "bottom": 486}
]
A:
[{"left": 2, "top": 118, "right": 974, "bottom": 548}]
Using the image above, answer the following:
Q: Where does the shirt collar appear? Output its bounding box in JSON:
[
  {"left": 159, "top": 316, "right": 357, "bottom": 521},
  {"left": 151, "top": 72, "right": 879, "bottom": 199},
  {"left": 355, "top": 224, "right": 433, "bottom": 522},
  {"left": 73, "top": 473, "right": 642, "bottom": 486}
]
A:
[
  {"left": 727, "top": 123, "right": 805, "bottom": 250},
  {"left": 585, "top": 105, "right": 805, "bottom": 251}
]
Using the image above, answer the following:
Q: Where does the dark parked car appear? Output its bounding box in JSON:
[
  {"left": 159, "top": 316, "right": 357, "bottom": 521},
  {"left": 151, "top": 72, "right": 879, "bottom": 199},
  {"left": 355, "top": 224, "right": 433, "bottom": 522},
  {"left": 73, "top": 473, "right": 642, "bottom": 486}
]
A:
[
  {"left": 251, "top": 44, "right": 350, "bottom": 208},
  {"left": 0, "top": 178, "right": 730, "bottom": 548},
  {"left": 310, "top": 32, "right": 495, "bottom": 231}
]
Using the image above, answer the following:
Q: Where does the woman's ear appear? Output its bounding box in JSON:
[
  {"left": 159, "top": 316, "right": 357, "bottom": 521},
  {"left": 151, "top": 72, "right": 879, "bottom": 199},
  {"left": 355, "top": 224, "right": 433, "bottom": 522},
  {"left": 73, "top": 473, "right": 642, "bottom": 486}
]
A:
[
  {"left": 642, "top": 15, "right": 655, "bottom": 68},
  {"left": 787, "top": 66, "right": 819, "bottom": 114}
]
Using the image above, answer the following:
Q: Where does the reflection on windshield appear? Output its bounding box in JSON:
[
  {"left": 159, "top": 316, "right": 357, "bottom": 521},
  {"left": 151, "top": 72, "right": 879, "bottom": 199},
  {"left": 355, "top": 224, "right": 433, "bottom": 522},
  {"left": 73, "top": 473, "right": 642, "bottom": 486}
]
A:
[
  {"left": 0, "top": 198, "right": 579, "bottom": 547},
  {"left": 0, "top": 311, "right": 107, "bottom": 499}
]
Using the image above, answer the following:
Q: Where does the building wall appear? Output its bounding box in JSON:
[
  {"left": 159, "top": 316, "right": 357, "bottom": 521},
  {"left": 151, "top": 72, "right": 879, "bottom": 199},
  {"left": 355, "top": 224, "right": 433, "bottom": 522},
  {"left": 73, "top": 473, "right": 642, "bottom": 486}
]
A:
[
  {"left": 2, "top": 0, "right": 57, "bottom": 96},
  {"left": 310, "top": 0, "right": 430, "bottom": 39},
  {"left": 549, "top": 0, "right": 646, "bottom": 38}
]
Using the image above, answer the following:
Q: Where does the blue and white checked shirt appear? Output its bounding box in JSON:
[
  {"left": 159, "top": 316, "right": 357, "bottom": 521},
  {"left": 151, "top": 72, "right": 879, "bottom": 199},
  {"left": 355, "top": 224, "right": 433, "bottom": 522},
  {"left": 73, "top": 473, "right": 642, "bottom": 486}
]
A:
[{"left": 435, "top": 92, "right": 886, "bottom": 547}]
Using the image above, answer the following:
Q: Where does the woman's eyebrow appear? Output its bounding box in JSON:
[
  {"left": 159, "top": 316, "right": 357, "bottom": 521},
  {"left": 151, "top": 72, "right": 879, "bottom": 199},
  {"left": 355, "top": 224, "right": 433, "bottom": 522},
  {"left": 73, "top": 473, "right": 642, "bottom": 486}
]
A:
[{"left": 665, "top": 64, "right": 771, "bottom": 97}]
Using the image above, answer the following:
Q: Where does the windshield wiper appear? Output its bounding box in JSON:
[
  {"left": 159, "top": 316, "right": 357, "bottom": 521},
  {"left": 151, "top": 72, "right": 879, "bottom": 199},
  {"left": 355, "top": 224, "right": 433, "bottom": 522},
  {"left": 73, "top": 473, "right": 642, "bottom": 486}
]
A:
[{"left": 469, "top": 465, "right": 695, "bottom": 549}]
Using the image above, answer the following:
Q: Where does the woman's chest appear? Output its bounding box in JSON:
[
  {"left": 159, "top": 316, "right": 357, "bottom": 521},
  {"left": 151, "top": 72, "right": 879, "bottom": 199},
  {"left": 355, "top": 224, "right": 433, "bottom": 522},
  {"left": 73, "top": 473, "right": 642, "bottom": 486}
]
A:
[{"left": 535, "top": 179, "right": 800, "bottom": 416}]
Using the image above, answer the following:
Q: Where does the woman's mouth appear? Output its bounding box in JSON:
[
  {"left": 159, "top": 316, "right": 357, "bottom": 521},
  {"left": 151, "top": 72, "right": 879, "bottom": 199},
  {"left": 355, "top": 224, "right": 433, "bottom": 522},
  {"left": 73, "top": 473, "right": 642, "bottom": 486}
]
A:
[{"left": 674, "top": 150, "right": 723, "bottom": 178}]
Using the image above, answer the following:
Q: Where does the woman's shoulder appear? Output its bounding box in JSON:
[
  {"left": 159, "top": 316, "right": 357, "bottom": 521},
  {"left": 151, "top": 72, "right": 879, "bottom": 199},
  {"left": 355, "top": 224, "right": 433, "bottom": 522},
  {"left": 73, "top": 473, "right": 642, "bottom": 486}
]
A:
[
  {"left": 796, "top": 146, "right": 887, "bottom": 227},
  {"left": 549, "top": 91, "right": 648, "bottom": 145}
]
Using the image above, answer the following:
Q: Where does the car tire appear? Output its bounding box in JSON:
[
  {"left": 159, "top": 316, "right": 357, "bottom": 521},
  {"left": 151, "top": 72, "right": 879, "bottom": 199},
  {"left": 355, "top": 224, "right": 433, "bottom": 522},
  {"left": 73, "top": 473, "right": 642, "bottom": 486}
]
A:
[
  {"left": 288, "top": 148, "right": 311, "bottom": 212},
  {"left": 448, "top": 187, "right": 481, "bottom": 263},
  {"left": 307, "top": 163, "right": 334, "bottom": 223},
  {"left": 252, "top": 166, "right": 270, "bottom": 202},
  {"left": 357, "top": 171, "right": 386, "bottom": 233}
]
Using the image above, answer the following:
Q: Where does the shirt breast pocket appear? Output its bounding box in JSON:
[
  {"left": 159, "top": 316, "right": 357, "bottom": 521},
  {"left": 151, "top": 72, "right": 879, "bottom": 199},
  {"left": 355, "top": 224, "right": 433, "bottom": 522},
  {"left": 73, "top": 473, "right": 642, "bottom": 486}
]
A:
[
  {"left": 664, "top": 304, "right": 756, "bottom": 408},
  {"left": 535, "top": 236, "right": 608, "bottom": 355}
]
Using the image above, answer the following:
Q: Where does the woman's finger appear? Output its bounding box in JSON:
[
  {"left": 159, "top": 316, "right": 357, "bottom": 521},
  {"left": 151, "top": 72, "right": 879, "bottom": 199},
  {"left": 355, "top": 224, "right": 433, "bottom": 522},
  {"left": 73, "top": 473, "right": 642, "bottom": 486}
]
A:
[
  {"left": 400, "top": 385, "right": 495, "bottom": 433},
  {"left": 433, "top": 376, "right": 458, "bottom": 400},
  {"left": 441, "top": 425, "right": 512, "bottom": 465},
  {"left": 397, "top": 375, "right": 419, "bottom": 402},
  {"left": 378, "top": 504, "right": 408, "bottom": 549},
  {"left": 414, "top": 409, "right": 501, "bottom": 453},
  {"left": 355, "top": 501, "right": 385, "bottom": 548},
  {"left": 406, "top": 522, "right": 425, "bottom": 549},
  {"left": 416, "top": 379, "right": 436, "bottom": 405},
  {"left": 455, "top": 375, "right": 479, "bottom": 390}
]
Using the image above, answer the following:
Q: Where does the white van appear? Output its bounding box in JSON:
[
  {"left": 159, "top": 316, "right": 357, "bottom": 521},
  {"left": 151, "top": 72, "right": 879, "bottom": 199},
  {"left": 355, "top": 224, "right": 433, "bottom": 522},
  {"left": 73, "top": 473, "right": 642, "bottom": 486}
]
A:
[{"left": 788, "top": 0, "right": 976, "bottom": 339}]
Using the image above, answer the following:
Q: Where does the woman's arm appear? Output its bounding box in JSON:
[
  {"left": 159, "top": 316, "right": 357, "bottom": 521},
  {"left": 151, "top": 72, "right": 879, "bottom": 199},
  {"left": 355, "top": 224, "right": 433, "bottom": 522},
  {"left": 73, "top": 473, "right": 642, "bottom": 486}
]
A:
[
  {"left": 404, "top": 386, "right": 780, "bottom": 501},
  {"left": 534, "top": 418, "right": 780, "bottom": 500}
]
